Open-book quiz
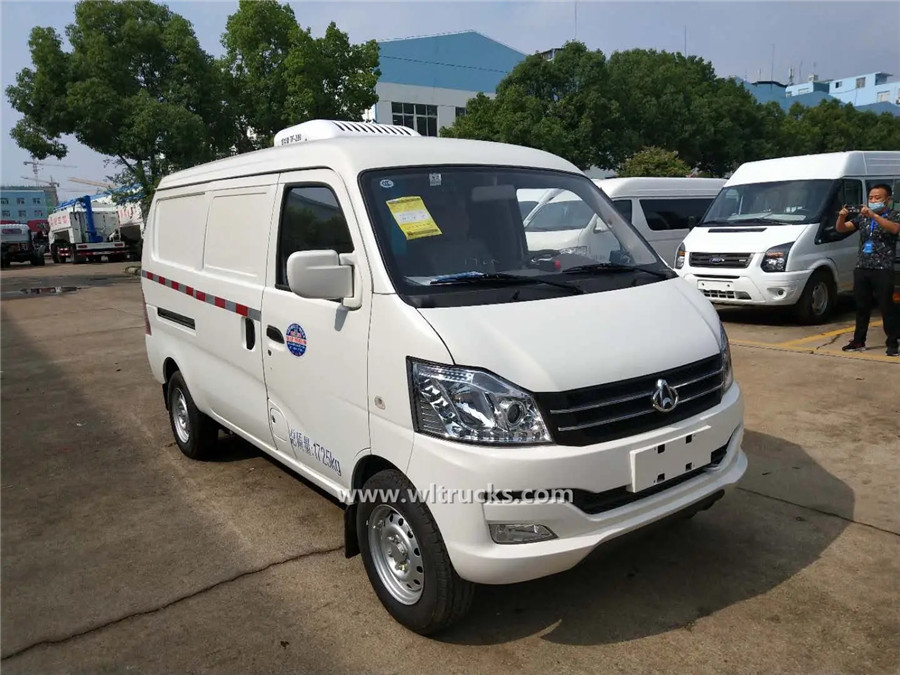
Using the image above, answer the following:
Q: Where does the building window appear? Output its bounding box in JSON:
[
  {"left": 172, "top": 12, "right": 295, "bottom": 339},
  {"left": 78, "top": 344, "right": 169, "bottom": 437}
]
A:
[
  {"left": 0, "top": 198, "right": 7, "bottom": 205},
  {"left": 855, "top": 77, "right": 866, "bottom": 89},
  {"left": 16, "top": 197, "right": 25, "bottom": 205},
  {"left": 834, "top": 81, "right": 842, "bottom": 89},
  {"left": 1, "top": 210, "right": 9, "bottom": 217},
  {"left": 455, "top": 107, "right": 467, "bottom": 119},
  {"left": 877, "top": 90, "right": 890, "bottom": 102},
  {"left": 391, "top": 102, "right": 438, "bottom": 136},
  {"left": 18, "top": 210, "right": 27, "bottom": 217},
  {"left": 32, "top": 197, "right": 41, "bottom": 204},
  {"left": 34, "top": 210, "right": 43, "bottom": 216}
]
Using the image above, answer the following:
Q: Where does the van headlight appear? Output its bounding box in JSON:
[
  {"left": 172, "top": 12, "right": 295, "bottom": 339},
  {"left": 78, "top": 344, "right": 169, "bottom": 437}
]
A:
[
  {"left": 719, "top": 324, "right": 734, "bottom": 391},
  {"left": 762, "top": 242, "right": 793, "bottom": 273},
  {"left": 409, "top": 360, "right": 551, "bottom": 444},
  {"left": 675, "top": 243, "right": 686, "bottom": 269}
]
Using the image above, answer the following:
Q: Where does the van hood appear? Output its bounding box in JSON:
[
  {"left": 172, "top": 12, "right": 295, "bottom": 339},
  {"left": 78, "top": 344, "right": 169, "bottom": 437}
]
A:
[
  {"left": 416, "top": 278, "right": 721, "bottom": 393},
  {"left": 686, "top": 223, "right": 810, "bottom": 253}
]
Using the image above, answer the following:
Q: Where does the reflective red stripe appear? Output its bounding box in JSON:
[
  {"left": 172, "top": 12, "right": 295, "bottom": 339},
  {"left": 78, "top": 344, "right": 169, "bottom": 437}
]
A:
[{"left": 235, "top": 304, "right": 249, "bottom": 317}]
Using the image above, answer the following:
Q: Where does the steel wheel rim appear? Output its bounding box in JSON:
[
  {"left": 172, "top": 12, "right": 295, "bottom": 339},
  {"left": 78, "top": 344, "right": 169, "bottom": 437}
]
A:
[
  {"left": 368, "top": 504, "right": 424, "bottom": 605},
  {"left": 811, "top": 281, "right": 829, "bottom": 315},
  {"left": 173, "top": 390, "right": 191, "bottom": 444}
]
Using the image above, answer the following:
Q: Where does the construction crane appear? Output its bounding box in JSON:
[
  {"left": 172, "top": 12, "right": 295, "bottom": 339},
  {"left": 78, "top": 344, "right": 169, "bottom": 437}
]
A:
[
  {"left": 68, "top": 177, "right": 114, "bottom": 189},
  {"left": 21, "top": 175, "right": 60, "bottom": 188},
  {"left": 23, "top": 157, "right": 76, "bottom": 184}
]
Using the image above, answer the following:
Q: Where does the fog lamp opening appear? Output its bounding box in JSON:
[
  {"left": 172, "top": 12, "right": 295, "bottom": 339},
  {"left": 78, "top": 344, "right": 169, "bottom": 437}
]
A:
[{"left": 489, "top": 523, "right": 557, "bottom": 544}]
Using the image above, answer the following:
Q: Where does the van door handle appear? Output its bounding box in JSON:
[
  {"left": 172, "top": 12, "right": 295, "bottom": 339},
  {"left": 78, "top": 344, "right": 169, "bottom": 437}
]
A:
[
  {"left": 266, "top": 325, "right": 284, "bottom": 343},
  {"left": 244, "top": 317, "right": 256, "bottom": 350}
]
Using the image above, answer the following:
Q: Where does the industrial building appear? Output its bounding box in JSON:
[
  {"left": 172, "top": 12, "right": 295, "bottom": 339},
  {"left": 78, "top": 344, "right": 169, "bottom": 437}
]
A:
[
  {"left": 745, "top": 71, "right": 900, "bottom": 116},
  {"left": 0, "top": 187, "right": 52, "bottom": 222},
  {"left": 368, "top": 30, "right": 526, "bottom": 135}
]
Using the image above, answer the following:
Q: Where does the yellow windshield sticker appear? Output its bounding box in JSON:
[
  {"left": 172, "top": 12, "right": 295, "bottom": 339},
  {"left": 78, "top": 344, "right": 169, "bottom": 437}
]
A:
[{"left": 386, "top": 196, "right": 443, "bottom": 240}]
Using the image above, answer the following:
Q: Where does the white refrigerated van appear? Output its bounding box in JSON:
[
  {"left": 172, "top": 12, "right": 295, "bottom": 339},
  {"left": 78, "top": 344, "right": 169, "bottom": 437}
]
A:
[
  {"left": 676, "top": 151, "right": 900, "bottom": 323},
  {"left": 142, "top": 120, "right": 746, "bottom": 634},
  {"left": 523, "top": 177, "right": 725, "bottom": 265}
]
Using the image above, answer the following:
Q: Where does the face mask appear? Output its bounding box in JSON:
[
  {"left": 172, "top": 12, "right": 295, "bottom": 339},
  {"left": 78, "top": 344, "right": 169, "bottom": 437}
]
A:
[{"left": 868, "top": 201, "right": 885, "bottom": 211}]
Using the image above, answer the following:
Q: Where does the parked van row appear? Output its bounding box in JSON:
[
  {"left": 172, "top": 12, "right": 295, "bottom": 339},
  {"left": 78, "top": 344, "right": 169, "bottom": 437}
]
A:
[
  {"left": 142, "top": 119, "right": 746, "bottom": 634},
  {"left": 520, "top": 177, "right": 725, "bottom": 266}
]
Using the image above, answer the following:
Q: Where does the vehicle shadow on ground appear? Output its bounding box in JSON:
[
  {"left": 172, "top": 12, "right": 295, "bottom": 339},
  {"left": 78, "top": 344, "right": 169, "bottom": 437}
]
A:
[
  {"left": 716, "top": 296, "right": 856, "bottom": 327},
  {"left": 435, "top": 429, "right": 852, "bottom": 646}
]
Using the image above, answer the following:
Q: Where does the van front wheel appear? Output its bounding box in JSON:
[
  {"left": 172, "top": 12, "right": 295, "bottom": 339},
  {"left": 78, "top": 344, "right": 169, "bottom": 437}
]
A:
[
  {"left": 795, "top": 270, "right": 835, "bottom": 324},
  {"left": 166, "top": 372, "right": 219, "bottom": 460},
  {"left": 357, "top": 469, "right": 474, "bottom": 635}
]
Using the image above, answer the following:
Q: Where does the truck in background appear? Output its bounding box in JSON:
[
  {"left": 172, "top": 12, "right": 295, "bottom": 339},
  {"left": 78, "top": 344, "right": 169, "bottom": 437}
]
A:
[
  {"left": 48, "top": 195, "right": 128, "bottom": 264},
  {"left": 1, "top": 222, "right": 46, "bottom": 267}
]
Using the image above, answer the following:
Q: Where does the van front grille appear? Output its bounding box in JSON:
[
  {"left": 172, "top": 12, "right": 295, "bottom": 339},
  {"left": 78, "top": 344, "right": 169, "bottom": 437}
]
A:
[
  {"left": 534, "top": 354, "right": 724, "bottom": 447},
  {"left": 690, "top": 252, "right": 752, "bottom": 268}
]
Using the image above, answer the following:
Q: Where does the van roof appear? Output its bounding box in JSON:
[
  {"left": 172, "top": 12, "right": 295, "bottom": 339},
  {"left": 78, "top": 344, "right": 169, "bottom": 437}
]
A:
[
  {"left": 594, "top": 177, "right": 726, "bottom": 197},
  {"left": 727, "top": 151, "right": 900, "bottom": 185},
  {"left": 157, "top": 136, "right": 581, "bottom": 191}
]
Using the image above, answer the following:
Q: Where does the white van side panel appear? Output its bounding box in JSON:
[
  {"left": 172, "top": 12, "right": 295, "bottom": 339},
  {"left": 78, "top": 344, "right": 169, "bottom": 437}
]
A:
[
  {"left": 364, "top": 294, "right": 453, "bottom": 479},
  {"left": 154, "top": 193, "right": 207, "bottom": 269},
  {"left": 144, "top": 177, "right": 279, "bottom": 449}
]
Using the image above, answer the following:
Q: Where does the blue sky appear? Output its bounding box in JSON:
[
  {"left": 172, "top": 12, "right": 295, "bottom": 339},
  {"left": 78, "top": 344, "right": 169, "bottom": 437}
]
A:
[{"left": 2, "top": 1, "right": 899, "bottom": 192}]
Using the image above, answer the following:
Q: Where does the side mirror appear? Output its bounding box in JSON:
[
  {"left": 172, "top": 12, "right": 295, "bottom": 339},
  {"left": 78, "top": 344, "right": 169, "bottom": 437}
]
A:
[{"left": 286, "top": 250, "right": 353, "bottom": 301}]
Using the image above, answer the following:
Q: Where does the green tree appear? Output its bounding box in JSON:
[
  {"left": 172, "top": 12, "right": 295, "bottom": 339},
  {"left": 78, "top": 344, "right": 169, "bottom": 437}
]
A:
[
  {"left": 442, "top": 42, "right": 624, "bottom": 170},
  {"left": 6, "top": 0, "right": 231, "bottom": 214},
  {"left": 605, "top": 50, "right": 775, "bottom": 174},
  {"left": 617, "top": 147, "right": 691, "bottom": 177},
  {"left": 781, "top": 99, "right": 900, "bottom": 155},
  {"left": 221, "top": 0, "right": 380, "bottom": 151}
]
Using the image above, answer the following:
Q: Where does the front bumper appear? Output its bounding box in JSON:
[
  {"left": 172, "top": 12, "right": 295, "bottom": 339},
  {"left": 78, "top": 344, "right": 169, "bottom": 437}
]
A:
[
  {"left": 405, "top": 382, "right": 746, "bottom": 585},
  {"left": 679, "top": 267, "right": 811, "bottom": 306}
]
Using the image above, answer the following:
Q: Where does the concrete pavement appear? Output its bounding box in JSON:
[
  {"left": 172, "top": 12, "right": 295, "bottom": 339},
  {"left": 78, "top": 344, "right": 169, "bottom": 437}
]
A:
[{"left": 2, "top": 263, "right": 898, "bottom": 673}]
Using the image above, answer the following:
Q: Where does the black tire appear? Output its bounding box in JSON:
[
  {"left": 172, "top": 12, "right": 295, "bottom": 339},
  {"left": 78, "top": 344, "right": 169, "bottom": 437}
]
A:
[
  {"left": 357, "top": 469, "right": 474, "bottom": 635},
  {"left": 72, "top": 255, "right": 85, "bottom": 265},
  {"left": 30, "top": 255, "right": 45, "bottom": 267},
  {"left": 1, "top": 253, "right": 10, "bottom": 269},
  {"left": 795, "top": 269, "right": 835, "bottom": 324},
  {"left": 51, "top": 247, "right": 60, "bottom": 264},
  {"left": 166, "top": 371, "right": 219, "bottom": 460}
]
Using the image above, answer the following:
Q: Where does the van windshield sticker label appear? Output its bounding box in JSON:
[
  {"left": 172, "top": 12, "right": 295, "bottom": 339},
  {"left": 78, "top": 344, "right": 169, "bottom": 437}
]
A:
[
  {"left": 386, "top": 196, "right": 442, "bottom": 240},
  {"left": 429, "top": 173, "right": 442, "bottom": 187},
  {"left": 380, "top": 179, "right": 394, "bottom": 189},
  {"left": 285, "top": 323, "right": 307, "bottom": 357}
]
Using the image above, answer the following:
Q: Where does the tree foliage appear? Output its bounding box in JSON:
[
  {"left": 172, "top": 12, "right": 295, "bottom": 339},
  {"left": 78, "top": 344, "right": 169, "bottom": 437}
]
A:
[
  {"left": 442, "top": 43, "right": 622, "bottom": 169},
  {"left": 6, "top": 0, "right": 381, "bottom": 208},
  {"left": 443, "top": 42, "right": 900, "bottom": 176},
  {"left": 6, "top": 0, "right": 231, "bottom": 214},
  {"left": 618, "top": 147, "right": 691, "bottom": 177},
  {"left": 221, "top": 0, "right": 380, "bottom": 151}
]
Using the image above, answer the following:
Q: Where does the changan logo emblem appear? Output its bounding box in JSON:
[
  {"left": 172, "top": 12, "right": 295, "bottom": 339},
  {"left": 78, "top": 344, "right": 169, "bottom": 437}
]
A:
[{"left": 651, "top": 379, "right": 679, "bottom": 413}]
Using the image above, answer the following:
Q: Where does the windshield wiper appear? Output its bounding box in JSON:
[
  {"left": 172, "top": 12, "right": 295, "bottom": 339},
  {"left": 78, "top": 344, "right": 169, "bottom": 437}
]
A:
[
  {"left": 560, "top": 262, "right": 672, "bottom": 279},
  {"left": 429, "top": 271, "right": 583, "bottom": 294}
]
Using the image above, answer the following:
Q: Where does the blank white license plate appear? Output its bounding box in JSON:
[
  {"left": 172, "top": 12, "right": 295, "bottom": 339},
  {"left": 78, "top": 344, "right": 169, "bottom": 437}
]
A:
[
  {"left": 629, "top": 427, "right": 715, "bottom": 493},
  {"left": 697, "top": 279, "right": 734, "bottom": 292}
]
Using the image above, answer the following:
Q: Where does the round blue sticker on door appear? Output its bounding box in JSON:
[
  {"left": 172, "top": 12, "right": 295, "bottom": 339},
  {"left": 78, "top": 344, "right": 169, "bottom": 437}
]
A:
[{"left": 285, "top": 323, "right": 307, "bottom": 357}]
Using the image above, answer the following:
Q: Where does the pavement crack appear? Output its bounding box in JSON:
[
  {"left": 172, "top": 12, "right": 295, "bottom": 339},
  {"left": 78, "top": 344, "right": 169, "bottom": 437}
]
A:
[
  {"left": 0, "top": 543, "right": 344, "bottom": 662},
  {"left": 737, "top": 486, "right": 900, "bottom": 537}
]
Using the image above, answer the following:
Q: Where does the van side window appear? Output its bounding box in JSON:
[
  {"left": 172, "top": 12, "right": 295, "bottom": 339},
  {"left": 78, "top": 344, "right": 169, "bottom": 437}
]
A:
[
  {"left": 612, "top": 199, "right": 632, "bottom": 222},
  {"left": 277, "top": 186, "right": 354, "bottom": 288},
  {"left": 639, "top": 198, "right": 713, "bottom": 231},
  {"left": 818, "top": 179, "right": 862, "bottom": 244}
]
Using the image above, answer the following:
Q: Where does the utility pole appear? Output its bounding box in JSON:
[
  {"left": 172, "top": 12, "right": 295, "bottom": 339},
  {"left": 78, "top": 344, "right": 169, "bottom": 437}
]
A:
[
  {"left": 770, "top": 44, "right": 775, "bottom": 82},
  {"left": 684, "top": 26, "right": 687, "bottom": 56}
]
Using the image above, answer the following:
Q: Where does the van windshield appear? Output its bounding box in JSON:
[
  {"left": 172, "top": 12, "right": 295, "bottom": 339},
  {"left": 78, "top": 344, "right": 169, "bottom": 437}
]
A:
[
  {"left": 701, "top": 179, "right": 835, "bottom": 226},
  {"left": 360, "top": 167, "right": 671, "bottom": 307}
]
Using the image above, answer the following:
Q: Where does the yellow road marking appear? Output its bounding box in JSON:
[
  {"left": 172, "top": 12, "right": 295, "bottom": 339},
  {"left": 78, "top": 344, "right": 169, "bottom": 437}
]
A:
[{"left": 775, "top": 321, "right": 883, "bottom": 347}]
